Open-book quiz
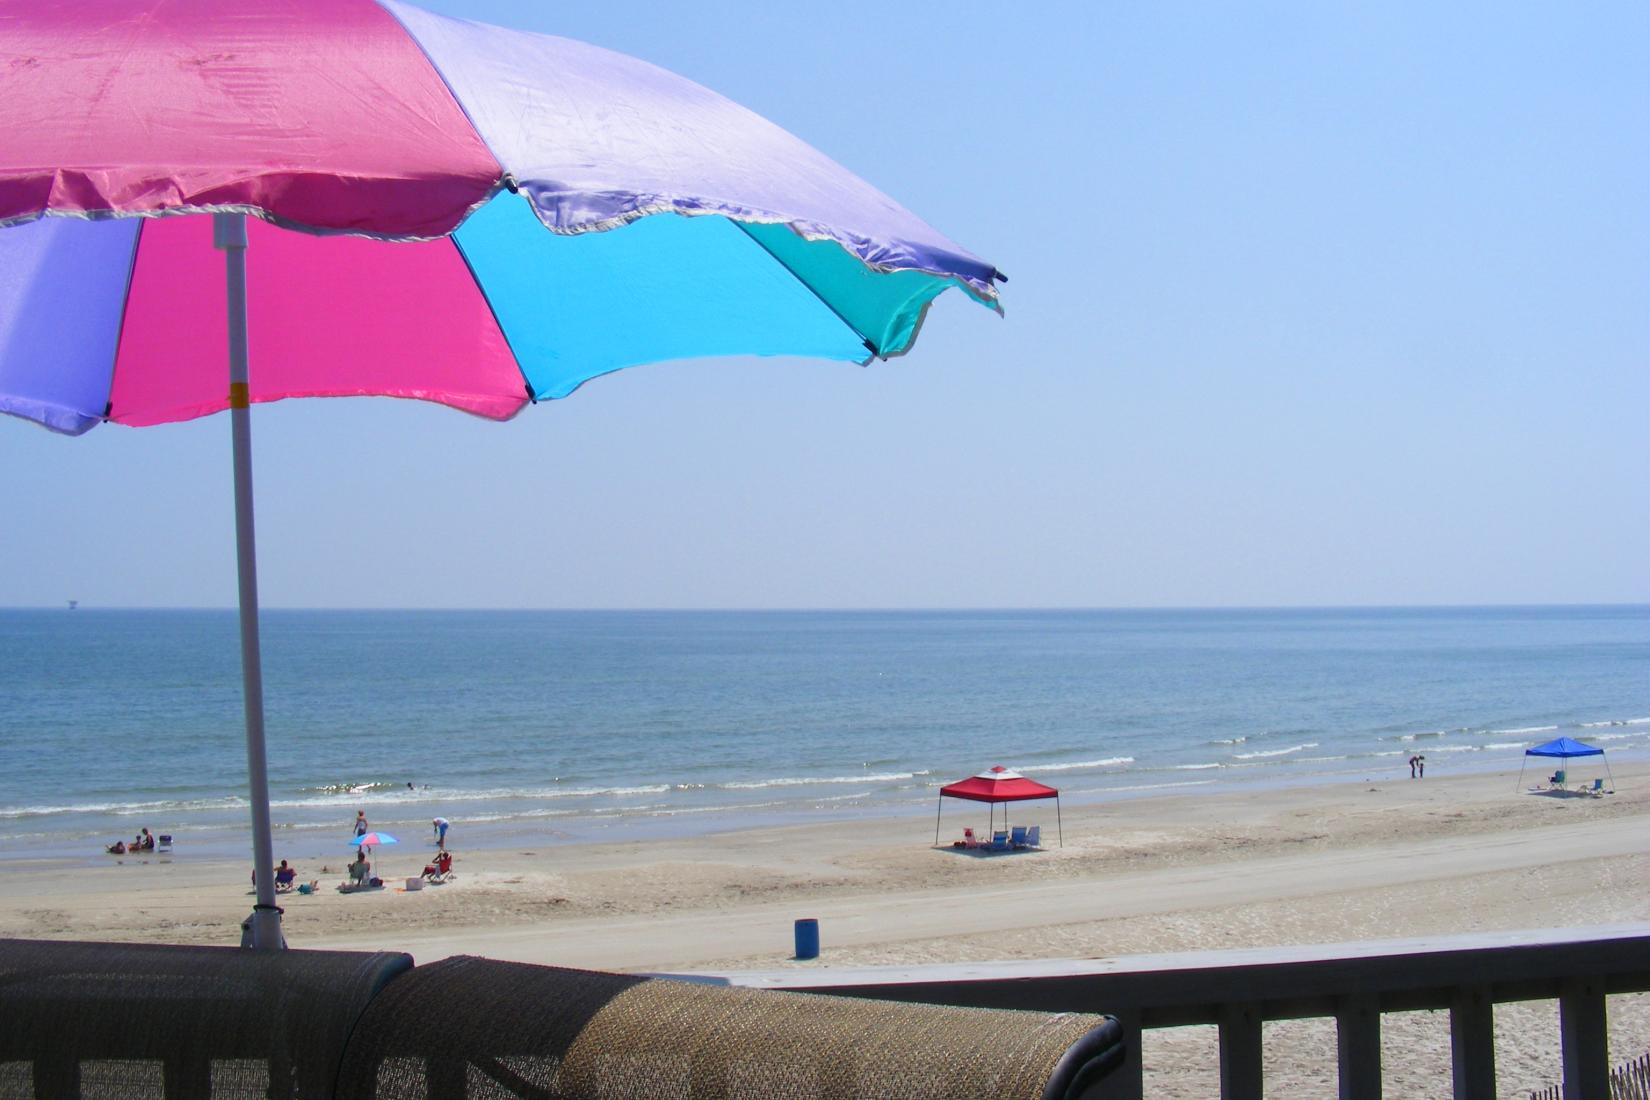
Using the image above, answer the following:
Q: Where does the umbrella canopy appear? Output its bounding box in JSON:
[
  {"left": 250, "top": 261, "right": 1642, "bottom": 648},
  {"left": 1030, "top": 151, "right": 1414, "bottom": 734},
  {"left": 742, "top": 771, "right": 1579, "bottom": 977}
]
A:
[
  {"left": 940, "top": 766, "right": 1060, "bottom": 803},
  {"left": 1524, "top": 737, "right": 1605, "bottom": 759},
  {"left": 0, "top": 0, "right": 1001, "bottom": 947},
  {"left": 349, "top": 833, "right": 400, "bottom": 850},
  {"left": 0, "top": 0, "right": 1001, "bottom": 435},
  {"left": 935, "top": 767, "right": 1062, "bottom": 848},
  {"left": 1517, "top": 736, "right": 1613, "bottom": 793}
]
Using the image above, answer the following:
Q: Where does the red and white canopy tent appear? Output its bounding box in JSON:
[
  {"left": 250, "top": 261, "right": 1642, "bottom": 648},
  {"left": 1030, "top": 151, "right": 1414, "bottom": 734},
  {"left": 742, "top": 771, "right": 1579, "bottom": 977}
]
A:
[{"left": 935, "top": 766, "right": 1063, "bottom": 847}]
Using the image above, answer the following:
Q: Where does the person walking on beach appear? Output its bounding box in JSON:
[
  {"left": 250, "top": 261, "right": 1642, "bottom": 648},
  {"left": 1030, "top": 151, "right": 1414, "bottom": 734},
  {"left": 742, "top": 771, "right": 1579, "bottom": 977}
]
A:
[
  {"left": 432, "top": 817, "right": 449, "bottom": 849},
  {"left": 1408, "top": 755, "right": 1419, "bottom": 779},
  {"left": 354, "top": 810, "right": 368, "bottom": 837}
]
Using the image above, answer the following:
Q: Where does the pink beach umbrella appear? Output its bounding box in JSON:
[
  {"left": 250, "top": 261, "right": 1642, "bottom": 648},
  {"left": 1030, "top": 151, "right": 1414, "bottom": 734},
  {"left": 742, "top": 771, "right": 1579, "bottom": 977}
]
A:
[
  {"left": 0, "top": 0, "right": 1001, "bottom": 948},
  {"left": 349, "top": 833, "right": 400, "bottom": 880}
]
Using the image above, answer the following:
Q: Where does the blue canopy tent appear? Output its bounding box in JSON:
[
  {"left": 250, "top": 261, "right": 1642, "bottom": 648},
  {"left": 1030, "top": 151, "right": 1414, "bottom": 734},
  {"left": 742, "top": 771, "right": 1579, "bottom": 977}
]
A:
[{"left": 1519, "top": 736, "right": 1614, "bottom": 792}]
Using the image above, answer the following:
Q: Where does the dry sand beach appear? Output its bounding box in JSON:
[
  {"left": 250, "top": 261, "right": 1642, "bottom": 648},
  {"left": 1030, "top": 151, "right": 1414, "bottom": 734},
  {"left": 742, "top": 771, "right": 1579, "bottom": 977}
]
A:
[{"left": 3, "top": 763, "right": 1646, "bottom": 1096}]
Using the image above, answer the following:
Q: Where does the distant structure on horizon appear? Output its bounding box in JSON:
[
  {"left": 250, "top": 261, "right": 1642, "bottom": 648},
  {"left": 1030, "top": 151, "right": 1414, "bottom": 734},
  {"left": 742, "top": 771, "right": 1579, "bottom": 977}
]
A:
[{"left": 67, "top": 600, "right": 78, "bottom": 610}]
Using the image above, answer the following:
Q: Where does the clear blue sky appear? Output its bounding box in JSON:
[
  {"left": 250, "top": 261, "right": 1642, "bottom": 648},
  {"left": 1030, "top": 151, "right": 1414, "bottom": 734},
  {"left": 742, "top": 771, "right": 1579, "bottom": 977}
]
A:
[{"left": 4, "top": 1, "right": 1646, "bottom": 609}]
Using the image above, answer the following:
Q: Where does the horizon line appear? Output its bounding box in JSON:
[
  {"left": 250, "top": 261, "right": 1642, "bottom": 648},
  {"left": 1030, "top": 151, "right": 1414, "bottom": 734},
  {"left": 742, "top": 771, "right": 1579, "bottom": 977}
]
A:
[{"left": 7, "top": 601, "right": 1649, "bottom": 614}]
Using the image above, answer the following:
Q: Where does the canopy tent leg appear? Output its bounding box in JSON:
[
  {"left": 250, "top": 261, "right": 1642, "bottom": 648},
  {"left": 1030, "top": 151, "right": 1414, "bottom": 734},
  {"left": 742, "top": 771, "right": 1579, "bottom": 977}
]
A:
[
  {"left": 1516, "top": 757, "right": 1527, "bottom": 792},
  {"left": 1603, "top": 754, "right": 1616, "bottom": 792},
  {"left": 934, "top": 797, "right": 943, "bottom": 846},
  {"left": 1056, "top": 796, "right": 1063, "bottom": 847},
  {"left": 216, "top": 213, "right": 284, "bottom": 951}
]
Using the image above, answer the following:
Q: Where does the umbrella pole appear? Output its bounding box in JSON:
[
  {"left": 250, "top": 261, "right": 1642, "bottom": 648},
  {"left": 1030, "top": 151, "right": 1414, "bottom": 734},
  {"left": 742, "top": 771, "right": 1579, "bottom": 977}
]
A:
[{"left": 216, "top": 213, "right": 283, "bottom": 950}]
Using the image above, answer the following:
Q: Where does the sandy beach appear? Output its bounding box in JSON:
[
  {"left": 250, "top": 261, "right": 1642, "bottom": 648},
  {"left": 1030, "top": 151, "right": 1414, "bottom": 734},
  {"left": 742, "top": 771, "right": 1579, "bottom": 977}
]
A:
[{"left": 4, "top": 762, "right": 1646, "bottom": 1096}]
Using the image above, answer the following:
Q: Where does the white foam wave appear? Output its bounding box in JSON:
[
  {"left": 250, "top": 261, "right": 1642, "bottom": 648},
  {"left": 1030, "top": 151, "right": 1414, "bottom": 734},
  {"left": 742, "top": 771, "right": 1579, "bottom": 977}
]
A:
[
  {"left": 0, "top": 796, "right": 244, "bottom": 820},
  {"left": 1025, "top": 757, "right": 1133, "bottom": 772},
  {"left": 1107, "top": 780, "right": 1218, "bottom": 793},
  {"left": 1233, "top": 743, "right": 1317, "bottom": 760},
  {"left": 1209, "top": 737, "right": 1247, "bottom": 746},
  {"left": 1482, "top": 742, "right": 1527, "bottom": 750},
  {"left": 721, "top": 772, "right": 913, "bottom": 790},
  {"left": 1173, "top": 763, "right": 1222, "bottom": 770},
  {"left": 1490, "top": 725, "right": 1557, "bottom": 735}
]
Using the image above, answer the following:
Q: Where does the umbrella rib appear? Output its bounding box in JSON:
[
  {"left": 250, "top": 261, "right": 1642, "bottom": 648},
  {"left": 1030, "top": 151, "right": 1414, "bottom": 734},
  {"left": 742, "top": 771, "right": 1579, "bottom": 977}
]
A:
[
  {"left": 450, "top": 231, "right": 537, "bottom": 403},
  {"left": 730, "top": 221, "right": 880, "bottom": 360},
  {"left": 102, "top": 218, "right": 147, "bottom": 423}
]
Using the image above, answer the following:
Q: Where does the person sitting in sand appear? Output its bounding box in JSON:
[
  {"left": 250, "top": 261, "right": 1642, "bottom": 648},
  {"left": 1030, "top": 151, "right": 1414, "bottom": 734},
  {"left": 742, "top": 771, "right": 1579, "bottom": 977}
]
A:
[
  {"left": 138, "top": 828, "right": 155, "bottom": 851},
  {"left": 106, "top": 839, "right": 127, "bottom": 855},
  {"left": 347, "top": 852, "right": 372, "bottom": 888},
  {"left": 421, "top": 850, "right": 454, "bottom": 882},
  {"left": 274, "top": 860, "right": 297, "bottom": 892}
]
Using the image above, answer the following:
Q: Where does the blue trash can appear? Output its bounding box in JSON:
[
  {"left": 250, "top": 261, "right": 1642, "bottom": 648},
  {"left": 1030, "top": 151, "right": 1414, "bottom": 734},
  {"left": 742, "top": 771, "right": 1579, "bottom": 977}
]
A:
[{"left": 794, "top": 918, "right": 819, "bottom": 960}]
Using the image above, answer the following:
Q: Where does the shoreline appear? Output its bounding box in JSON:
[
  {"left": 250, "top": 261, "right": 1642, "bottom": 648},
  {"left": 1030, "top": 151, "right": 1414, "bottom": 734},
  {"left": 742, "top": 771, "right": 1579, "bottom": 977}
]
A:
[
  {"left": 6, "top": 759, "right": 1646, "bottom": 1093},
  {"left": 18, "top": 740, "right": 1644, "bottom": 868}
]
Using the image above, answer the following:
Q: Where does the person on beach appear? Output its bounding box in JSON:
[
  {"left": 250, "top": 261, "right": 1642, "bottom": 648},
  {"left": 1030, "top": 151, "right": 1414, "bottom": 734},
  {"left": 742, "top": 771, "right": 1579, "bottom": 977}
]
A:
[
  {"left": 354, "top": 810, "right": 368, "bottom": 837},
  {"left": 1408, "top": 755, "right": 1419, "bottom": 778},
  {"left": 106, "top": 839, "right": 126, "bottom": 855},
  {"left": 432, "top": 817, "right": 449, "bottom": 849},
  {"left": 138, "top": 828, "right": 155, "bottom": 851},
  {"left": 1417, "top": 755, "right": 1425, "bottom": 778},
  {"left": 421, "top": 850, "right": 454, "bottom": 881}
]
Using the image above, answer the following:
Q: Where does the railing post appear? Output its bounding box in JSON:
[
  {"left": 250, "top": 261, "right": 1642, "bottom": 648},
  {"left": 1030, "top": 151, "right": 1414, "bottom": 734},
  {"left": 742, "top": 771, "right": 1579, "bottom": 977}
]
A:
[
  {"left": 1449, "top": 985, "right": 1496, "bottom": 1100},
  {"left": 1218, "top": 1003, "right": 1263, "bottom": 1100},
  {"left": 1335, "top": 993, "right": 1381, "bottom": 1100},
  {"left": 1559, "top": 977, "right": 1607, "bottom": 1100}
]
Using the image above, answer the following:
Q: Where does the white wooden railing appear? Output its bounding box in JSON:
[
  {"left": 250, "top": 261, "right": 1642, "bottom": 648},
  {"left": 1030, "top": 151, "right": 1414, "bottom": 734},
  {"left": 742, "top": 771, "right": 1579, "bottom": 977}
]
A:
[{"left": 699, "top": 923, "right": 1650, "bottom": 1099}]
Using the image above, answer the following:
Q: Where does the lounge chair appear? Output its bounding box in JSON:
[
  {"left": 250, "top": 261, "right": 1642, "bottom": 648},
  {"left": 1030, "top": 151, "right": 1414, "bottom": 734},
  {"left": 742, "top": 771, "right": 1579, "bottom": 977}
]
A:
[
  {"left": 1026, "top": 824, "right": 1042, "bottom": 848},
  {"left": 156, "top": 835, "right": 173, "bottom": 852},
  {"left": 1587, "top": 777, "right": 1607, "bottom": 796},
  {"left": 991, "top": 831, "right": 1010, "bottom": 852},
  {"left": 1010, "top": 825, "right": 1028, "bottom": 848},
  {"left": 1549, "top": 770, "right": 1567, "bottom": 789},
  {"left": 421, "top": 853, "right": 455, "bottom": 883}
]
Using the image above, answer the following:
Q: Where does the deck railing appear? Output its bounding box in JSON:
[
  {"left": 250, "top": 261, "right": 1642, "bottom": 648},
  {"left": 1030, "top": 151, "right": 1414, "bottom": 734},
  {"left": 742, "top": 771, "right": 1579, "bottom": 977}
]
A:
[{"left": 710, "top": 923, "right": 1650, "bottom": 1100}]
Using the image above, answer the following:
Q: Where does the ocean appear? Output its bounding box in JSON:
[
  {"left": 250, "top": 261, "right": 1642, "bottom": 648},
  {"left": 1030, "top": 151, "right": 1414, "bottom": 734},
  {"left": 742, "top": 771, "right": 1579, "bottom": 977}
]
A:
[{"left": 1, "top": 606, "right": 1646, "bottom": 863}]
